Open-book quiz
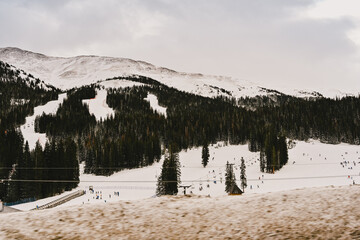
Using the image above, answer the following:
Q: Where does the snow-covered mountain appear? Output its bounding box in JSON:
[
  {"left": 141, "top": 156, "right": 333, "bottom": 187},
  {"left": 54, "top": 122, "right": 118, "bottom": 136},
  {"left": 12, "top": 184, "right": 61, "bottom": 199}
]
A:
[
  {"left": 0, "top": 47, "right": 336, "bottom": 98},
  {"left": 0, "top": 60, "right": 56, "bottom": 91}
]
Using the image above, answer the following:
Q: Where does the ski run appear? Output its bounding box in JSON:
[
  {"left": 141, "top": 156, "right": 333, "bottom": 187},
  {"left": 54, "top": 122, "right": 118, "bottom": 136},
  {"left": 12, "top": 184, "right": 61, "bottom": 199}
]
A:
[{"left": 12, "top": 138, "right": 360, "bottom": 211}]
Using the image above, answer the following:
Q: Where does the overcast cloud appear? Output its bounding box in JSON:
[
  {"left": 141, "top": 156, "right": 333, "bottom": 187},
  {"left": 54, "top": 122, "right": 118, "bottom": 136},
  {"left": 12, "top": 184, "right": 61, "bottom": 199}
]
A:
[{"left": 0, "top": 0, "right": 359, "bottom": 92}]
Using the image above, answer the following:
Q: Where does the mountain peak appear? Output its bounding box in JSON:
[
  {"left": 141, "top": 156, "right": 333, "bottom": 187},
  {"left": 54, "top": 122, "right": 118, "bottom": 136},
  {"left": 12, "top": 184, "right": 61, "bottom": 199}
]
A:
[{"left": 0, "top": 47, "right": 49, "bottom": 60}]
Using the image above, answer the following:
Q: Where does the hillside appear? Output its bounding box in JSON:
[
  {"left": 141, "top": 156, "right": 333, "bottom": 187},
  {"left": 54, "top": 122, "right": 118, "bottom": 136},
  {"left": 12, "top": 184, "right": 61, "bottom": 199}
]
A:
[
  {"left": 0, "top": 47, "right": 342, "bottom": 98},
  {"left": 9, "top": 138, "right": 359, "bottom": 211},
  {"left": 1, "top": 185, "right": 360, "bottom": 239}
]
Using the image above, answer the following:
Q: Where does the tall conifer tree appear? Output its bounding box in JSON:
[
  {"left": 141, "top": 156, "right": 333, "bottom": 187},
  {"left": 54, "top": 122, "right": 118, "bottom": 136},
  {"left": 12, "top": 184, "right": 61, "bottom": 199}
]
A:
[
  {"left": 225, "top": 161, "right": 236, "bottom": 193},
  {"left": 240, "top": 157, "right": 247, "bottom": 192},
  {"left": 156, "top": 146, "right": 181, "bottom": 196},
  {"left": 201, "top": 143, "right": 210, "bottom": 167}
]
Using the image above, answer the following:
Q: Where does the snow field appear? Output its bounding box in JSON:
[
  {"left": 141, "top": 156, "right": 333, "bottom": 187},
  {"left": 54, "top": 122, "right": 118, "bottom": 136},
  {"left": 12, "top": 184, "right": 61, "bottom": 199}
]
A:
[
  {"left": 12, "top": 139, "right": 360, "bottom": 211},
  {"left": 20, "top": 93, "right": 67, "bottom": 150},
  {"left": 179, "top": 141, "right": 360, "bottom": 196},
  {"left": 99, "top": 79, "right": 144, "bottom": 89}
]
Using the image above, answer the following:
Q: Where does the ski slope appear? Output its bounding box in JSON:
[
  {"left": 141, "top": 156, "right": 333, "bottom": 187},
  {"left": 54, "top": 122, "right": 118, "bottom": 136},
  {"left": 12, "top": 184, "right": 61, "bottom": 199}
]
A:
[
  {"left": 20, "top": 93, "right": 67, "bottom": 150},
  {"left": 144, "top": 93, "right": 167, "bottom": 117},
  {"left": 12, "top": 139, "right": 360, "bottom": 211},
  {"left": 82, "top": 79, "right": 147, "bottom": 121},
  {"left": 82, "top": 89, "right": 114, "bottom": 121}
]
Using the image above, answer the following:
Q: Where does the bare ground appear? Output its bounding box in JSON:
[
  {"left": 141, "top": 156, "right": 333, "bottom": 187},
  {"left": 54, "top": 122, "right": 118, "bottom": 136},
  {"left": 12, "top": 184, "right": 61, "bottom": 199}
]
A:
[{"left": 1, "top": 185, "right": 360, "bottom": 240}]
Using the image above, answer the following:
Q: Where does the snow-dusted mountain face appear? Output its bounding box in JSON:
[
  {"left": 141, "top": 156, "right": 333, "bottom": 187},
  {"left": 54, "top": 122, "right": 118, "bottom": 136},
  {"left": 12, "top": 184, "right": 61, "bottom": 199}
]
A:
[
  {"left": 0, "top": 47, "right": 267, "bottom": 98},
  {"left": 0, "top": 47, "right": 350, "bottom": 98},
  {"left": 0, "top": 60, "right": 57, "bottom": 91}
]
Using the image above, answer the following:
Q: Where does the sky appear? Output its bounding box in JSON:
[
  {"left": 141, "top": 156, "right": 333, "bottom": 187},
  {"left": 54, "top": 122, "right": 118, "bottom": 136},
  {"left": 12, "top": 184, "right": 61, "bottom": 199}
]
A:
[{"left": 0, "top": 0, "right": 359, "bottom": 92}]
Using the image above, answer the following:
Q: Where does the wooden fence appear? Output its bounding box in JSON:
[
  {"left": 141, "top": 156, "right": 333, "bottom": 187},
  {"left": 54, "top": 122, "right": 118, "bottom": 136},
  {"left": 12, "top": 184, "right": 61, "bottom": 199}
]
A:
[{"left": 32, "top": 190, "right": 85, "bottom": 210}]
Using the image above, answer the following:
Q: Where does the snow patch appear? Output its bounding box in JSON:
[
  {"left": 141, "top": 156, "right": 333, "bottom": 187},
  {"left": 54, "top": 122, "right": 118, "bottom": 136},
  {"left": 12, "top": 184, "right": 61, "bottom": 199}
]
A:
[
  {"left": 82, "top": 89, "right": 115, "bottom": 121},
  {"left": 144, "top": 93, "right": 167, "bottom": 117},
  {"left": 99, "top": 79, "right": 144, "bottom": 89},
  {"left": 10, "top": 98, "right": 29, "bottom": 106}
]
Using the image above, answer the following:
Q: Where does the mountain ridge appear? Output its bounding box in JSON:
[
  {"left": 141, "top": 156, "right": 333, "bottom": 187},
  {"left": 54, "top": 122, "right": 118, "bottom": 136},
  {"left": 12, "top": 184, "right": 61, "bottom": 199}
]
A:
[{"left": 0, "top": 47, "right": 352, "bottom": 98}]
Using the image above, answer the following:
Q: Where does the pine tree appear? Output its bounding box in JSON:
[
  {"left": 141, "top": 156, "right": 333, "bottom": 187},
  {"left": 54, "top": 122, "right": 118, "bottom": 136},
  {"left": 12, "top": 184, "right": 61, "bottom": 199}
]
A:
[
  {"left": 264, "top": 133, "right": 272, "bottom": 173},
  {"left": 156, "top": 146, "right": 181, "bottom": 196},
  {"left": 271, "top": 146, "right": 277, "bottom": 173},
  {"left": 33, "top": 141, "right": 44, "bottom": 198},
  {"left": 201, "top": 143, "right": 210, "bottom": 167},
  {"left": 64, "top": 138, "right": 79, "bottom": 190},
  {"left": 22, "top": 141, "right": 34, "bottom": 199},
  {"left": 225, "top": 161, "right": 236, "bottom": 193},
  {"left": 43, "top": 141, "right": 53, "bottom": 197},
  {"left": 278, "top": 136, "right": 288, "bottom": 167},
  {"left": 240, "top": 157, "right": 247, "bottom": 192},
  {"left": 260, "top": 150, "right": 265, "bottom": 173}
]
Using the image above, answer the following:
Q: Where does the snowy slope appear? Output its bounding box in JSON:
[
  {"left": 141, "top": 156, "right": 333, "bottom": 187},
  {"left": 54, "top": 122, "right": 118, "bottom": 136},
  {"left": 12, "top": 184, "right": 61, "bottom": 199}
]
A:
[
  {"left": 82, "top": 80, "right": 147, "bottom": 121},
  {"left": 144, "top": 93, "right": 167, "bottom": 117},
  {"left": 20, "top": 93, "right": 67, "bottom": 150},
  {"left": 0, "top": 47, "right": 348, "bottom": 98},
  {"left": 0, "top": 60, "right": 56, "bottom": 91},
  {"left": 12, "top": 139, "right": 360, "bottom": 211},
  {"left": 2, "top": 185, "right": 360, "bottom": 239},
  {"left": 82, "top": 89, "right": 114, "bottom": 121}
]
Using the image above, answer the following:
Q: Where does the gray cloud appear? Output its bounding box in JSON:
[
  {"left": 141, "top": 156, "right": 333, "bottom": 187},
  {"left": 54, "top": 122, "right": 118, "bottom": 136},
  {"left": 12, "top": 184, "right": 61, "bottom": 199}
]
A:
[{"left": 0, "top": 0, "right": 359, "bottom": 92}]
